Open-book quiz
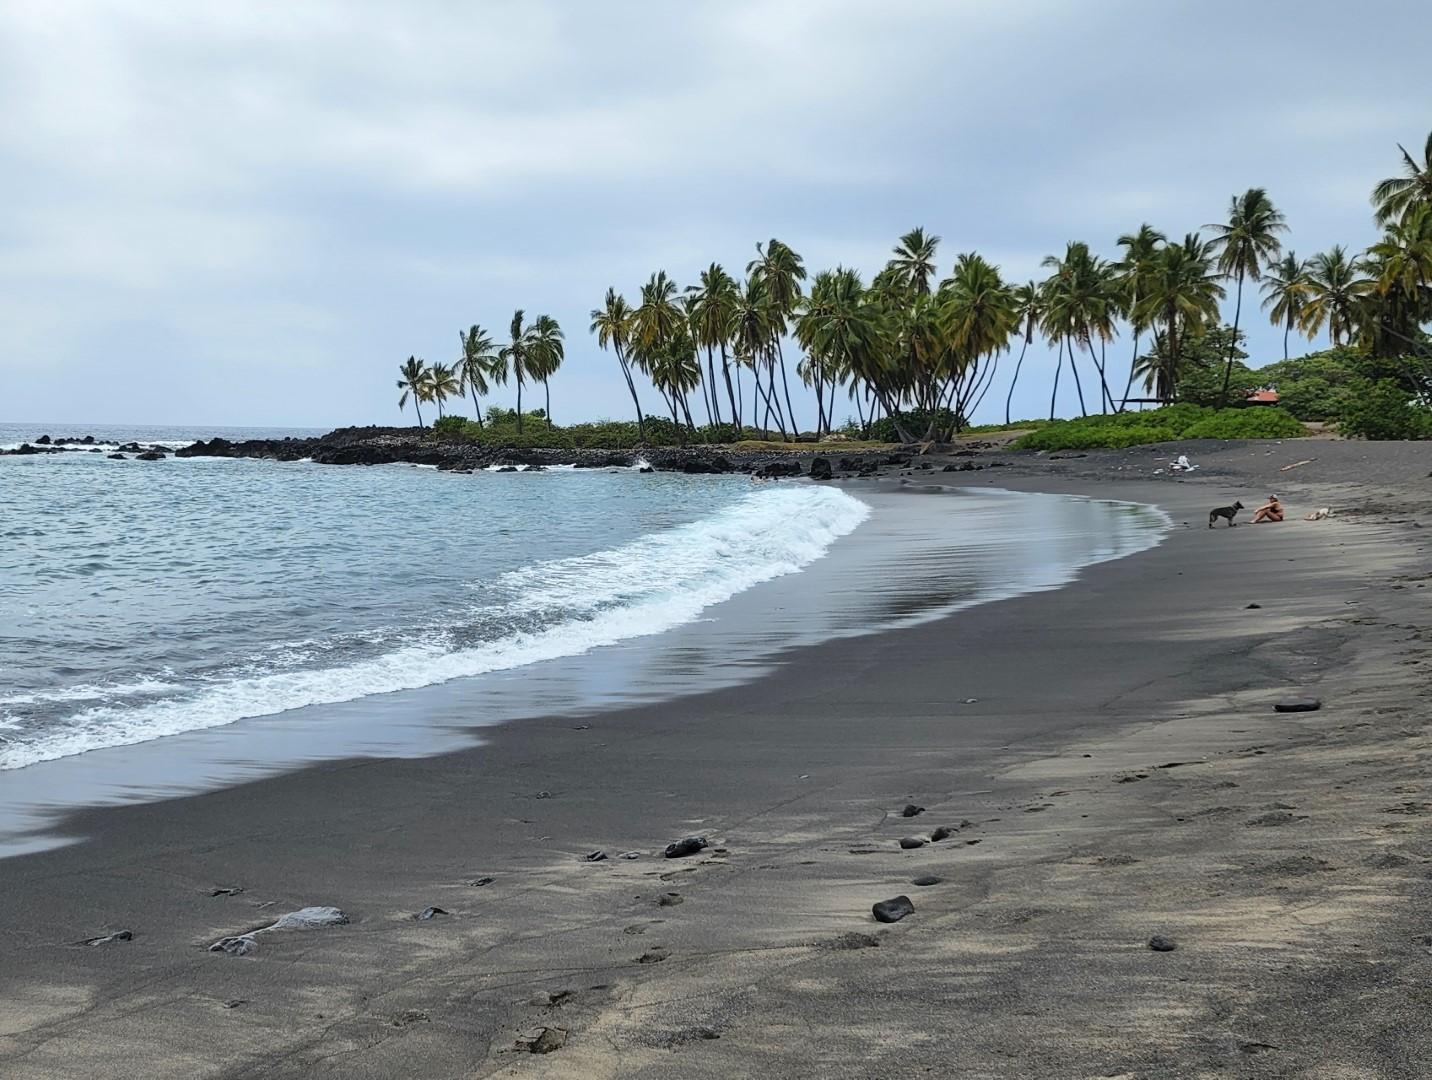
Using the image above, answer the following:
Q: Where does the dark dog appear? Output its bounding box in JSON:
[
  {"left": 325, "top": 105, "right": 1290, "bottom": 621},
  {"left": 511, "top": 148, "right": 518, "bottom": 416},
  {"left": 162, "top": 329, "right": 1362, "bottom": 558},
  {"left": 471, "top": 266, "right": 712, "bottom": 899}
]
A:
[{"left": 1208, "top": 501, "right": 1244, "bottom": 528}]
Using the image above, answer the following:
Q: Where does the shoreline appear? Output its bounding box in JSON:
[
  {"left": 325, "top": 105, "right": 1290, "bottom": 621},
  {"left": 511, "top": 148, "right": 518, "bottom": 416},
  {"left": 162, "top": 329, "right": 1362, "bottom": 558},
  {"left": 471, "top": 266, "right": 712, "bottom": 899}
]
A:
[{"left": 3, "top": 441, "right": 1431, "bottom": 1076}]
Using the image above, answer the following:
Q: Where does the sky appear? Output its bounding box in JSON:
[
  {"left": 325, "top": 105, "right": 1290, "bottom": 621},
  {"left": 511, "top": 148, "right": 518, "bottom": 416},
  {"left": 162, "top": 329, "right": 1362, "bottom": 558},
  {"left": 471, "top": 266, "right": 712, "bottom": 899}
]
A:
[{"left": 1, "top": 0, "right": 1427, "bottom": 430}]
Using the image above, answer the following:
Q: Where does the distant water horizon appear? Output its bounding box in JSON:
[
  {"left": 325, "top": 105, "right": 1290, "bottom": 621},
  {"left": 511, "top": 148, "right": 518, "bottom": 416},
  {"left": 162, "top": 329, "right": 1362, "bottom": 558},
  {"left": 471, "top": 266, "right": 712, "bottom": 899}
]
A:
[{"left": 0, "top": 421, "right": 330, "bottom": 451}]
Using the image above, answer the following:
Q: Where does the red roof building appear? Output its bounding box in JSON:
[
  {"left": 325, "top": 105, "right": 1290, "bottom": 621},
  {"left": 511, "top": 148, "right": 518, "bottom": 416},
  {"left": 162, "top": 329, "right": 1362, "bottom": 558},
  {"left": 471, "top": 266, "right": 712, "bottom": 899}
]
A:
[{"left": 1246, "top": 388, "right": 1280, "bottom": 405}]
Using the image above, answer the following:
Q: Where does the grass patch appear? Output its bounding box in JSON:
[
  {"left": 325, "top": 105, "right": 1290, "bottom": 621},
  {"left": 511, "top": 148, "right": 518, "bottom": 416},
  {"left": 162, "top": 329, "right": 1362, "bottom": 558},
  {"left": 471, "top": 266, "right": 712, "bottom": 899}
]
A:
[{"left": 1012, "top": 405, "right": 1307, "bottom": 451}]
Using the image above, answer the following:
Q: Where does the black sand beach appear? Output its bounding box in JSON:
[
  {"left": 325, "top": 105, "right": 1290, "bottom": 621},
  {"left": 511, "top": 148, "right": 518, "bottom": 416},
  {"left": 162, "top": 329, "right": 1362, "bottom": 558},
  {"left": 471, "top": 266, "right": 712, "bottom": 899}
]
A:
[{"left": 3, "top": 439, "right": 1431, "bottom": 1079}]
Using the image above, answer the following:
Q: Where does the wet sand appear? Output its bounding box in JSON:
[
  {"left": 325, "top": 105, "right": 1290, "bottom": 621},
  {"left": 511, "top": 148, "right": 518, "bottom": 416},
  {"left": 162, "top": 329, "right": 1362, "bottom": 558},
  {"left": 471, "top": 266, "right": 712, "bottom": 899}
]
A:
[{"left": 2, "top": 439, "right": 1431, "bottom": 1078}]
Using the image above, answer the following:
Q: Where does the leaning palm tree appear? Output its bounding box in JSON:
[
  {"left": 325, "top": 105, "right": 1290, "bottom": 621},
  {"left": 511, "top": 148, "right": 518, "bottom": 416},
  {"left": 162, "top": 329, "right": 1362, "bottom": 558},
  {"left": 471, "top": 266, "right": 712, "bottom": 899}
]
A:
[
  {"left": 457, "top": 325, "right": 501, "bottom": 428},
  {"left": 396, "top": 355, "right": 430, "bottom": 427},
  {"left": 1004, "top": 281, "right": 1041, "bottom": 424},
  {"left": 1299, "top": 246, "right": 1371, "bottom": 347},
  {"left": 1372, "top": 130, "right": 1432, "bottom": 226},
  {"left": 890, "top": 227, "right": 941, "bottom": 297},
  {"left": 939, "top": 252, "right": 1018, "bottom": 433},
  {"left": 748, "top": 239, "right": 806, "bottom": 434},
  {"left": 425, "top": 361, "right": 460, "bottom": 418},
  {"left": 1206, "top": 188, "right": 1286, "bottom": 405},
  {"left": 1260, "top": 254, "right": 1310, "bottom": 360},
  {"left": 731, "top": 275, "right": 784, "bottom": 437},
  {"left": 685, "top": 263, "right": 742, "bottom": 427},
  {"left": 591, "top": 288, "right": 646, "bottom": 438},
  {"left": 1132, "top": 234, "right": 1225, "bottom": 403},
  {"left": 1114, "top": 224, "right": 1166, "bottom": 410},
  {"left": 499, "top": 310, "right": 536, "bottom": 433},
  {"left": 529, "top": 314, "right": 564, "bottom": 425}
]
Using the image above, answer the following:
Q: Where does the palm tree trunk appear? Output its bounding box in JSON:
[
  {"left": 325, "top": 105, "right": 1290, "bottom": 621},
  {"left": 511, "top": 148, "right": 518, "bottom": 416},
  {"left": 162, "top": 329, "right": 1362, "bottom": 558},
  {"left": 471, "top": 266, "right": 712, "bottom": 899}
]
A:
[
  {"left": 544, "top": 379, "right": 552, "bottom": 426},
  {"left": 1006, "top": 332, "right": 1031, "bottom": 425},
  {"left": 468, "top": 386, "right": 485, "bottom": 428},
  {"left": 1066, "top": 339, "right": 1088, "bottom": 415},
  {"left": 719, "top": 343, "right": 739, "bottom": 429},
  {"left": 415, "top": 399, "right": 424, "bottom": 428},
  {"left": 1119, "top": 324, "right": 1140, "bottom": 413},
  {"left": 516, "top": 379, "right": 523, "bottom": 433},
  {"left": 1088, "top": 340, "right": 1114, "bottom": 413},
  {"left": 705, "top": 347, "right": 722, "bottom": 426},
  {"left": 1283, "top": 319, "right": 1290, "bottom": 361},
  {"left": 1219, "top": 270, "right": 1244, "bottom": 408},
  {"left": 775, "top": 339, "right": 798, "bottom": 436},
  {"left": 615, "top": 345, "right": 646, "bottom": 440},
  {"left": 1049, "top": 339, "right": 1064, "bottom": 421}
]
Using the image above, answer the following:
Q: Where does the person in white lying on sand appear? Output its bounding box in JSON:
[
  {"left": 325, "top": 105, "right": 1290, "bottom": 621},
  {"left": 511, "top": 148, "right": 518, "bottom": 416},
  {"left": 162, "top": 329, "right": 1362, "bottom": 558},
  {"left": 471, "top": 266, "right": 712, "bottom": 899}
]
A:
[{"left": 1250, "top": 494, "right": 1284, "bottom": 523}]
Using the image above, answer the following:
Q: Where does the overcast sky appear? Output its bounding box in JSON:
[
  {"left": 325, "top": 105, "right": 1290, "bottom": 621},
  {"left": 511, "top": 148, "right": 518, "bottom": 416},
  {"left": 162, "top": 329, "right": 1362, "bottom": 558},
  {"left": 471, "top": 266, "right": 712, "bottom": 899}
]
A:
[{"left": 1, "top": 1, "right": 1426, "bottom": 430}]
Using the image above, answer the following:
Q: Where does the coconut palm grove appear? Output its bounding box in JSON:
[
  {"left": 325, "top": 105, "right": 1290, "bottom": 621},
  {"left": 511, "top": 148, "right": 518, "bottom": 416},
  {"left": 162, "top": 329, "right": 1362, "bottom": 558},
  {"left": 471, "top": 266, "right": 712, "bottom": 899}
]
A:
[{"left": 395, "top": 130, "right": 1432, "bottom": 449}]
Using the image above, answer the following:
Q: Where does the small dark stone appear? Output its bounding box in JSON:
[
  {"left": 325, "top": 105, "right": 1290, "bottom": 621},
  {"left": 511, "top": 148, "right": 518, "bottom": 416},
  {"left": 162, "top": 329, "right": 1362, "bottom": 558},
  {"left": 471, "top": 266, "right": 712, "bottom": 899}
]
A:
[
  {"left": 872, "top": 895, "right": 915, "bottom": 923},
  {"left": 1148, "top": 935, "right": 1178, "bottom": 952},
  {"left": 636, "top": 947, "right": 669, "bottom": 964},
  {"left": 468, "top": 876, "right": 495, "bottom": 887},
  {"left": 898, "top": 836, "right": 926, "bottom": 850},
  {"left": 1275, "top": 696, "right": 1321, "bottom": 713},
  {"left": 929, "top": 826, "right": 954, "bottom": 842},
  {"left": 108, "top": 452, "right": 126, "bottom": 459},
  {"left": 900, "top": 803, "right": 925, "bottom": 818},
  {"left": 36, "top": 434, "right": 51, "bottom": 444},
  {"left": 135, "top": 450, "right": 166, "bottom": 461},
  {"left": 209, "top": 886, "right": 243, "bottom": 897},
  {"left": 583, "top": 850, "right": 608, "bottom": 862},
  {"left": 222, "top": 999, "right": 247, "bottom": 1009},
  {"left": 1246, "top": 602, "right": 1262, "bottom": 609},
  {"left": 809, "top": 457, "right": 833, "bottom": 481},
  {"left": 535, "top": 790, "right": 552, "bottom": 799},
  {"left": 912, "top": 875, "right": 942, "bottom": 886},
  {"left": 664, "top": 836, "right": 707, "bottom": 858},
  {"left": 80, "top": 930, "right": 133, "bottom": 946},
  {"left": 656, "top": 892, "right": 683, "bottom": 907},
  {"left": 416, "top": 906, "right": 448, "bottom": 920}
]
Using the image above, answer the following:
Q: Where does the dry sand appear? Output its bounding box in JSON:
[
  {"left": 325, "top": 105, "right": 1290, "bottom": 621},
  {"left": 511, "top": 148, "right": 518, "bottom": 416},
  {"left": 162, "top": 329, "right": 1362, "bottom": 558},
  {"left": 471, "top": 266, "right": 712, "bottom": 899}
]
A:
[{"left": 2, "top": 438, "right": 1431, "bottom": 1079}]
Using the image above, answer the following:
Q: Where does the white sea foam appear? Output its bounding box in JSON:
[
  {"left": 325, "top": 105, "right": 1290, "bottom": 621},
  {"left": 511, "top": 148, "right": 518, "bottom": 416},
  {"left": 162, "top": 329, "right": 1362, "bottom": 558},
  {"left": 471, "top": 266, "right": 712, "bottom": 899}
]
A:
[{"left": 0, "top": 486, "right": 869, "bottom": 770}]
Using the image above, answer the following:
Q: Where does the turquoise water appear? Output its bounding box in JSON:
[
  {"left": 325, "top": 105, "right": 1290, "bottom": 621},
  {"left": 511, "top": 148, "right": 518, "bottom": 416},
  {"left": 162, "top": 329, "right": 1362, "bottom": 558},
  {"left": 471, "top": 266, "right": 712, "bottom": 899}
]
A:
[
  {"left": 1, "top": 440, "right": 866, "bottom": 770},
  {"left": 0, "top": 427, "right": 1169, "bottom": 855}
]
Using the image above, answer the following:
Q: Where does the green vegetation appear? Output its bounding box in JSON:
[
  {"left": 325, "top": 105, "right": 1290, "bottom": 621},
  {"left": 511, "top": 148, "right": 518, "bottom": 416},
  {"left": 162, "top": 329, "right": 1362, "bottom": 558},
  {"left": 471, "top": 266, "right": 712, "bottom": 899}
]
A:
[
  {"left": 1012, "top": 405, "right": 1306, "bottom": 451},
  {"left": 394, "top": 129, "right": 1432, "bottom": 446},
  {"left": 1338, "top": 380, "right": 1432, "bottom": 440}
]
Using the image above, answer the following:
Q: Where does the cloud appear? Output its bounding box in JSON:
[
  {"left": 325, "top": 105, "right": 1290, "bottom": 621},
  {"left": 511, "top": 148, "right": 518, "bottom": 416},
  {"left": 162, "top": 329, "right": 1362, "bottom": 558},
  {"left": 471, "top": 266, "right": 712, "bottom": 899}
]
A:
[{"left": 0, "top": 0, "right": 1427, "bottom": 426}]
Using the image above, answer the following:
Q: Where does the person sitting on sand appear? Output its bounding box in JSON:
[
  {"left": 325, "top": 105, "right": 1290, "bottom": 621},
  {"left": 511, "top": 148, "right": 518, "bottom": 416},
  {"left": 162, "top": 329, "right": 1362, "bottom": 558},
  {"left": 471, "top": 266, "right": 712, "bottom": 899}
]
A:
[{"left": 1250, "top": 494, "right": 1284, "bottom": 523}]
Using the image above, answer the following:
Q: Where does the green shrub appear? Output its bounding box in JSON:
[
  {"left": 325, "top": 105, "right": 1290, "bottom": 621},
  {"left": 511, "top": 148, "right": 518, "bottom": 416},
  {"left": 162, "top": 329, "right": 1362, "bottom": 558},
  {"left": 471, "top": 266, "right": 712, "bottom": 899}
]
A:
[
  {"left": 1338, "top": 380, "right": 1432, "bottom": 440},
  {"left": 431, "top": 415, "right": 469, "bottom": 438},
  {"left": 1012, "top": 405, "right": 1306, "bottom": 452}
]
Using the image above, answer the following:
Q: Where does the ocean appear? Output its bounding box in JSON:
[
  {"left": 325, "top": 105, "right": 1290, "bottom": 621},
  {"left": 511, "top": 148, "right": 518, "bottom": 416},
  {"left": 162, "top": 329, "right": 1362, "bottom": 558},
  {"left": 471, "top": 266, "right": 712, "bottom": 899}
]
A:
[{"left": 0, "top": 423, "right": 1167, "bottom": 853}]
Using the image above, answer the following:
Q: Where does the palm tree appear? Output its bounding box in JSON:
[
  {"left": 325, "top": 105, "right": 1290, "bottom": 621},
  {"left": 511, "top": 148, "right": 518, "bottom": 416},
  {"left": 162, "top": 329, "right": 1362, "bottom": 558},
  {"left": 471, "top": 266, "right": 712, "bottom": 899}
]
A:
[
  {"left": 1260, "top": 254, "right": 1310, "bottom": 360},
  {"left": 499, "top": 310, "right": 535, "bottom": 433},
  {"left": 685, "top": 264, "right": 741, "bottom": 427},
  {"left": 591, "top": 288, "right": 646, "bottom": 439},
  {"left": 1361, "top": 203, "right": 1432, "bottom": 356},
  {"left": 633, "top": 271, "right": 687, "bottom": 427},
  {"left": 1205, "top": 188, "right": 1286, "bottom": 405},
  {"left": 530, "top": 314, "right": 564, "bottom": 425},
  {"left": 939, "top": 252, "right": 1018, "bottom": 433},
  {"left": 890, "top": 227, "right": 941, "bottom": 297},
  {"left": 1114, "top": 225, "right": 1166, "bottom": 410},
  {"left": 396, "top": 356, "right": 430, "bottom": 427},
  {"left": 1132, "top": 234, "right": 1224, "bottom": 403},
  {"left": 748, "top": 239, "right": 806, "bottom": 434},
  {"left": 731, "top": 275, "right": 784, "bottom": 437},
  {"left": 425, "top": 362, "right": 460, "bottom": 418},
  {"left": 1040, "top": 242, "right": 1109, "bottom": 417},
  {"left": 457, "top": 325, "right": 501, "bottom": 428},
  {"left": 1372, "top": 130, "right": 1432, "bottom": 226},
  {"left": 1300, "top": 246, "right": 1371, "bottom": 347},
  {"left": 1004, "top": 281, "right": 1041, "bottom": 424}
]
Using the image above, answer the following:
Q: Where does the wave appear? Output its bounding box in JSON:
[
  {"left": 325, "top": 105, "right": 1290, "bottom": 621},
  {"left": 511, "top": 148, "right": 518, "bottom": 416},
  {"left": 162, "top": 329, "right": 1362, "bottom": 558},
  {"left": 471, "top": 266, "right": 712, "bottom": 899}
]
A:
[{"left": 0, "top": 485, "right": 869, "bottom": 770}]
